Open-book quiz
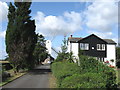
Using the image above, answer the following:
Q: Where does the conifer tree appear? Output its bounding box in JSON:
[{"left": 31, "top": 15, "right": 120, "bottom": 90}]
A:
[
  {"left": 6, "top": 1, "right": 37, "bottom": 72},
  {"left": 33, "top": 34, "right": 48, "bottom": 65}
]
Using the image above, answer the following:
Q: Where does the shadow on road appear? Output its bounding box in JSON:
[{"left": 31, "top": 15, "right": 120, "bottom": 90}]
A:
[
  {"left": 29, "top": 69, "right": 51, "bottom": 75},
  {"left": 28, "top": 64, "right": 51, "bottom": 75}
]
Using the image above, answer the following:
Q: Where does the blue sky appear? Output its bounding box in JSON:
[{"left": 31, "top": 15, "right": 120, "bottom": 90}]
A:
[{"left": 0, "top": 1, "right": 118, "bottom": 59}]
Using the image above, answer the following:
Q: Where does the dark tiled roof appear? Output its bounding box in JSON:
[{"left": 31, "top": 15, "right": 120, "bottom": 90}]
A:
[
  {"left": 103, "top": 39, "right": 116, "bottom": 44},
  {"left": 68, "top": 36, "right": 116, "bottom": 44}
]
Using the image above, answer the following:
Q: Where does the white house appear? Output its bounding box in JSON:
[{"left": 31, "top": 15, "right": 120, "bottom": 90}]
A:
[{"left": 67, "top": 34, "right": 116, "bottom": 67}]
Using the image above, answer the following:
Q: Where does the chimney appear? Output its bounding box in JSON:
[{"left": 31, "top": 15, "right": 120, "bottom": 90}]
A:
[{"left": 70, "top": 35, "right": 73, "bottom": 37}]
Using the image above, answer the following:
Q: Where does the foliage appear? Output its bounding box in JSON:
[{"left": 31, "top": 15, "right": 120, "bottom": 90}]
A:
[
  {"left": 56, "top": 36, "right": 68, "bottom": 61},
  {"left": 33, "top": 34, "right": 48, "bottom": 64},
  {"left": 79, "top": 55, "right": 115, "bottom": 73},
  {"left": 51, "top": 55, "right": 117, "bottom": 88},
  {"left": 5, "top": 2, "right": 37, "bottom": 72},
  {"left": 56, "top": 36, "right": 75, "bottom": 63},
  {"left": 61, "top": 36, "right": 68, "bottom": 53},
  {"left": 116, "top": 47, "right": 120, "bottom": 68},
  {"left": 61, "top": 73, "right": 107, "bottom": 88},
  {"left": 51, "top": 62, "right": 81, "bottom": 87},
  {"left": 79, "top": 55, "right": 117, "bottom": 88}
]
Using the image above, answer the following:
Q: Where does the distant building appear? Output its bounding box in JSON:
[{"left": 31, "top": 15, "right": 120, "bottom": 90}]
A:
[{"left": 68, "top": 34, "right": 116, "bottom": 67}]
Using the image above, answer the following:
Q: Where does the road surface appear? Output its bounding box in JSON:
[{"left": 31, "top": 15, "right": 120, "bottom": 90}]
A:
[{"left": 2, "top": 64, "right": 51, "bottom": 89}]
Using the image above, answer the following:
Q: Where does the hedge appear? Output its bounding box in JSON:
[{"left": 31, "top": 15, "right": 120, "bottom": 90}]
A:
[
  {"left": 51, "top": 62, "right": 81, "bottom": 86},
  {"left": 61, "top": 73, "right": 107, "bottom": 88},
  {"left": 51, "top": 56, "right": 117, "bottom": 88}
]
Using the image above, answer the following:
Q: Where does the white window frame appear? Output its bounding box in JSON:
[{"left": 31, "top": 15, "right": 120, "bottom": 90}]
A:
[
  {"left": 80, "top": 43, "right": 89, "bottom": 50},
  {"left": 97, "top": 44, "right": 105, "bottom": 51},
  {"left": 102, "top": 44, "right": 105, "bottom": 50}
]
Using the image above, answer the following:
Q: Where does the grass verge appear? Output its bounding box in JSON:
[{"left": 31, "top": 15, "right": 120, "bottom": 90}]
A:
[
  {"left": 49, "top": 72, "right": 57, "bottom": 88},
  {"left": 0, "top": 69, "right": 27, "bottom": 86}
]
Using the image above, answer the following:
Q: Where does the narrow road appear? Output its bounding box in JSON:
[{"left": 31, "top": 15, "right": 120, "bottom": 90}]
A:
[{"left": 2, "top": 64, "right": 51, "bottom": 88}]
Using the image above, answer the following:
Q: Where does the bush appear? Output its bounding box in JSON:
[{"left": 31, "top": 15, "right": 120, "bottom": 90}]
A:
[
  {"left": 51, "top": 62, "right": 81, "bottom": 86},
  {"left": 2, "top": 71, "right": 11, "bottom": 81},
  {"left": 51, "top": 55, "right": 117, "bottom": 88},
  {"left": 61, "top": 73, "right": 107, "bottom": 88},
  {"left": 79, "top": 55, "right": 117, "bottom": 88}
]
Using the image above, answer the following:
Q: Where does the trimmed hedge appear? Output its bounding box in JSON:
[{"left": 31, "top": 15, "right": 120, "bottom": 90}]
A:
[
  {"left": 61, "top": 73, "right": 107, "bottom": 88},
  {"left": 51, "top": 62, "right": 81, "bottom": 86},
  {"left": 51, "top": 56, "right": 117, "bottom": 88}
]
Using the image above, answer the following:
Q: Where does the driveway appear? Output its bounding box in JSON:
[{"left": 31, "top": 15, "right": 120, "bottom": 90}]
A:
[{"left": 2, "top": 64, "right": 51, "bottom": 88}]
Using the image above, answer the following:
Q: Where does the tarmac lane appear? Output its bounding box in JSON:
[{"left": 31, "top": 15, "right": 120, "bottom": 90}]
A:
[{"left": 2, "top": 64, "right": 51, "bottom": 89}]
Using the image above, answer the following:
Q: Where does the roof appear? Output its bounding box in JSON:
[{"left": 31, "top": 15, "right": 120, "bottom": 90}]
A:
[
  {"left": 103, "top": 39, "right": 116, "bottom": 44},
  {"left": 68, "top": 37, "right": 82, "bottom": 43},
  {"left": 68, "top": 34, "right": 116, "bottom": 44}
]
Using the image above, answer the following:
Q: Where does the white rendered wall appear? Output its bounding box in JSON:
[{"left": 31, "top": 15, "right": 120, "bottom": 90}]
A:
[
  {"left": 46, "top": 40, "right": 52, "bottom": 54},
  {"left": 71, "top": 43, "right": 79, "bottom": 59},
  {"left": 104, "top": 44, "right": 116, "bottom": 66},
  {"left": 67, "top": 42, "right": 79, "bottom": 63}
]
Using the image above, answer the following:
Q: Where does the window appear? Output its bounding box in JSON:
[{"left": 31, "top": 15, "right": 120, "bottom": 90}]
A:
[
  {"left": 97, "top": 44, "right": 100, "bottom": 50},
  {"left": 80, "top": 43, "right": 89, "bottom": 50},
  {"left": 97, "top": 44, "right": 105, "bottom": 51},
  {"left": 102, "top": 44, "right": 105, "bottom": 50}
]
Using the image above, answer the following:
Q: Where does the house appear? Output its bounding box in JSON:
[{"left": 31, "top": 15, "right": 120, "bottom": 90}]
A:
[{"left": 67, "top": 34, "right": 117, "bottom": 66}]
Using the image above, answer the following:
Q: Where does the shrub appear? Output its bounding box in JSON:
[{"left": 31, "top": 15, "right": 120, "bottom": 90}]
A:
[
  {"left": 51, "top": 55, "right": 117, "bottom": 88},
  {"left": 61, "top": 73, "right": 107, "bottom": 88},
  {"left": 79, "top": 55, "right": 117, "bottom": 88},
  {"left": 51, "top": 62, "right": 81, "bottom": 86},
  {"left": 2, "top": 71, "right": 11, "bottom": 81}
]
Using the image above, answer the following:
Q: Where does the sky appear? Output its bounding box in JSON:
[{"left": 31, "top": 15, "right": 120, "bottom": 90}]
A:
[{"left": 0, "top": 0, "right": 119, "bottom": 59}]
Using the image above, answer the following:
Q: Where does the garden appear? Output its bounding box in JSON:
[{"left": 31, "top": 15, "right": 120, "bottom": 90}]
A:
[
  {"left": 51, "top": 55, "right": 118, "bottom": 88},
  {"left": 0, "top": 61, "right": 27, "bottom": 86}
]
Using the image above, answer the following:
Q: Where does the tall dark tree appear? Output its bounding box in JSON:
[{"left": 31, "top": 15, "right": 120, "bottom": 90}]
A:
[
  {"left": 33, "top": 34, "right": 49, "bottom": 65},
  {"left": 6, "top": 2, "right": 37, "bottom": 72}
]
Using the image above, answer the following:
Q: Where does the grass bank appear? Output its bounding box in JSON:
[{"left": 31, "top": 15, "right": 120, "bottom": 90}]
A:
[
  {"left": 51, "top": 56, "right": 117, "bottom": 88},
  {"left": 0, "top": 69, "right": 27, "bottom": 86}
]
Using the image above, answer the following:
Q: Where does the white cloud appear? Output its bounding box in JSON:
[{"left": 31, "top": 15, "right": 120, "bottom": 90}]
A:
[
  {"left": 34, "top": 11, "right": 82, "bottom": 37},
  {"left": 0, "top": 31, "right": 6, "bottom": 38},
  {"left": 0, "top": 1, "right": 8, "bottom": 22},
  {"left": 88, "top": 30, "right": 113, "bottom": 39},
  {"left": 84, "top": 0, "right": 118, "bottom": 32}
]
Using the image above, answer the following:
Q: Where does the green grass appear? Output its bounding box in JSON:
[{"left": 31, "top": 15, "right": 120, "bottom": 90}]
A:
[
  {"left": 49, "top": 73, "right": 57, "bottom": 88},
  {"left": 118, "top": 69, "right": 120, "bottom": 83}
]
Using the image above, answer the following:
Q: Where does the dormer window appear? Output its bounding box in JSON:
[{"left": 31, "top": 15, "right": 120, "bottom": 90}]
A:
[
  {"left": 97, "top": 44, "right": 105, "bottom": 51},
  {"left": 80, "top": 43, "right": 89, "bottom": 50}
]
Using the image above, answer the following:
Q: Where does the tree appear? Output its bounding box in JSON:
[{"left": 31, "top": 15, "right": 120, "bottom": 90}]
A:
[
  {"left": 5, "top": 2, "right": 37, "bottom": 72},
  {"left": 33, "top": 34, "right": 49, "bottom": 65},
  {"left": 61, "top": 36, "right": 68, "bottom": 54},
  {"left": 56, "top": 36, "right": 74, "bottom": 63}
]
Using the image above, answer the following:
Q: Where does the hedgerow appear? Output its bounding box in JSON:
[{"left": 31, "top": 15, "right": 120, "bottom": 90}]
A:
[
  {"left": 61, "top": 73, "right": 107, "bottom": 88},
  {"left": 51, "top": 55, "right": 117, "bottom": 88}
]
